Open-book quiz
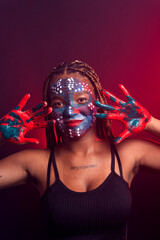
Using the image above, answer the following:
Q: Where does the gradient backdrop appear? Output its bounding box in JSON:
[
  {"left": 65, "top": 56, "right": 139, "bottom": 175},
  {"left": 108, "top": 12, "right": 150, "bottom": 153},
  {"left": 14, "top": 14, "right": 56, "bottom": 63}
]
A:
[{"left": 0, "top": 0, "right": 160, "bottom": 239}]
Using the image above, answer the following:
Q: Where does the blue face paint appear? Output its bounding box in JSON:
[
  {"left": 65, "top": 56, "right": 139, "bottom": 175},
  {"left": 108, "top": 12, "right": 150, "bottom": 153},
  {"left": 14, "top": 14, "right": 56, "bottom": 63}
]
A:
[{"left": 49, "top": 77, "right": 96, "bottom": 139}]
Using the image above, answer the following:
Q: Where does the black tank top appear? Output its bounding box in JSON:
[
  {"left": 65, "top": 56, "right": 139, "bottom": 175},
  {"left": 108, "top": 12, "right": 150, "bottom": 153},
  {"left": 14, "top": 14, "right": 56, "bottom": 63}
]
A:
[{"left": 40, "top": 141, "right": 132, "bottom": 240}]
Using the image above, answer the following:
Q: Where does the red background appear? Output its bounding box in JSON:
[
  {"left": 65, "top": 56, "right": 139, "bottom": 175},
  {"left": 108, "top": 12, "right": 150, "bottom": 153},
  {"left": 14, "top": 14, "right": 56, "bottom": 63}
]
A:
[{"left": 0, "top": 0, "right": 160, "bottom": 239}]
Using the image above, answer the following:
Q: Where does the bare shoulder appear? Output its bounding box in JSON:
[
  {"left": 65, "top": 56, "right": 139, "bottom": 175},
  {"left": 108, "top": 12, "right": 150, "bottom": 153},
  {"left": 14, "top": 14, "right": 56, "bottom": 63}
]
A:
[
  {"left": 115, "top": 138, "right": 153, "bottom": 184},
  {"left": 21, "top": 148, "right": 51, "bottom": 164},
  {"left": 116, "top": 138, "right": 144, "bottom": 157},
  {"left": 117, "top": 138, "right": 160, "bottom": 182},
  {"left": 19, "top": 148, "right": 52, "bottom": 194},
  {"left": 3, "top": 148, "right": 51, "bottom": 167},
  {"left": 117, "top": 138, "right": 159, "bottom": 161},
  {"left": 0, "top": 148, "right": 51, "bottom": 192},
  {"left": 18, "top": 148, "right": 51, "bottom": 177}
]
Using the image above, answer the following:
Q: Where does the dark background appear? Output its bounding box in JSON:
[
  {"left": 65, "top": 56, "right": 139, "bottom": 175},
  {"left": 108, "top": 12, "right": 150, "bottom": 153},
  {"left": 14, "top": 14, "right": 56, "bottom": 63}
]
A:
[{"left": 0, "top": 0, "right": 160, "bottom": 239}]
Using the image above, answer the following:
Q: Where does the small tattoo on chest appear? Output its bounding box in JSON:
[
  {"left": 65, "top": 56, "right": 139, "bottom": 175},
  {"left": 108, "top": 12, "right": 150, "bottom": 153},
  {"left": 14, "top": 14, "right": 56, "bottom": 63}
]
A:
[{"left": 70, "top": 164, "right": 97, "bottom": 170}]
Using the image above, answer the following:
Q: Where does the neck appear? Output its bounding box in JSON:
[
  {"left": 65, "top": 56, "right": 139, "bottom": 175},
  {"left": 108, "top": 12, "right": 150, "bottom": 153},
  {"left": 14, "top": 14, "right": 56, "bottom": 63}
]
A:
[{"left": 60, "top": 127, "right": 103, "bottom": 156}]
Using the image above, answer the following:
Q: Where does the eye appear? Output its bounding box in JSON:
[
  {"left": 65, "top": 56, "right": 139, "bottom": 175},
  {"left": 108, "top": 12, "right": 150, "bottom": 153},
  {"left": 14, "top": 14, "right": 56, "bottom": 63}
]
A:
[
  {"left": 52, "top": 100, "right": 64, "bottom": 108},
  {"left": 77, "top": 97, "right": 88, "bottom": 104}
]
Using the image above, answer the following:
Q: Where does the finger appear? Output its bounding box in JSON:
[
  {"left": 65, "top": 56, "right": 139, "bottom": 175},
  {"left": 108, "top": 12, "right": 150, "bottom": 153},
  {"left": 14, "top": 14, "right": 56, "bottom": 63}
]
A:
[
  {"left": 119, "top": 84, "right": 135, "bottom": 102},
  {"left": 94, "top": 100, "right": 116, "bottom": 111},
  {"left": 30, "top": 107, "right": 52, "bottom": 120},
  {"left": 21, "top": 138, "right": 39, "bottom": 144},
  {"left": 26, "top": 101, "right": 47, "bottom": 116},
  {"left": 96, "top": 113, "right": 123, "bottom": 121},
  {"left": 101, "top": 89, "right": 125, "bottom": 106},
  {"left": 33, "top": 120, "right": 55, "bottom": 129},
  {"left": 95, "top": 113, "right": 107, "bottom": 119},
  {"left": 8, "top": 112, "right": 23, "bottom": 122},
  {"left": 114, "top": 129, "right": 132, "bottom": 144},
  {"left": 16, "top": 94, "right": 30, "bottom": 110}
]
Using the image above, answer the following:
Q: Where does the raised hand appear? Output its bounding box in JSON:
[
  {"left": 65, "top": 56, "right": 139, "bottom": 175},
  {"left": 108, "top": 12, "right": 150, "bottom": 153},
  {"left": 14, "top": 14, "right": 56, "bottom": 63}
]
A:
[
  {"left": 94, "top": 84, "right": 151, "bottom": 143},
  {"left": 0, "top": 94, "right": 55, "bottom": 144}
]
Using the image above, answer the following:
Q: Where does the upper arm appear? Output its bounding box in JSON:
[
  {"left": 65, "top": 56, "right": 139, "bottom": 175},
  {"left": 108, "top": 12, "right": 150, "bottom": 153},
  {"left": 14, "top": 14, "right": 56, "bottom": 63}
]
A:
[
  {"left": 116, "top": 138, "right": 160, "bottom": 185},
  {"left": 0, "top": 150, "right": 37, "bottom": 189},
  {"left": 138, "top": 139, "right": 160, "bottom": 171},
  {"left": 119, "top": 138, "right": 160, "bottom": 173}
]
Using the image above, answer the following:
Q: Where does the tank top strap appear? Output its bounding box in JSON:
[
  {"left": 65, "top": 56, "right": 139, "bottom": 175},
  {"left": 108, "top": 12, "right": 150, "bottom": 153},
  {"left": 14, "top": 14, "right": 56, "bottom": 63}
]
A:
[
  {"left": 47, "top": 151, "right": 52, "bottom": 188},
  {"left": 109, "top": 139, "right": 123, "bottom": 178},
  {"left": 47, "top": 150, "right": 59, "bottom": 188},
  {"left": 51, "top": 149, "right": 60, "bottom": 181}
]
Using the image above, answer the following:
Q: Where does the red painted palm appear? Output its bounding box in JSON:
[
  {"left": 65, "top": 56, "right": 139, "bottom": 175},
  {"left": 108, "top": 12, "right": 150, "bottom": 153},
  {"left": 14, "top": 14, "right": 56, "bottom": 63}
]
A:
[
  {"left": 94, "top": 84, "right": 151, "bottom": 143},
  {"left": 0, "top": 94, "right": 54, "bottom": 144}
]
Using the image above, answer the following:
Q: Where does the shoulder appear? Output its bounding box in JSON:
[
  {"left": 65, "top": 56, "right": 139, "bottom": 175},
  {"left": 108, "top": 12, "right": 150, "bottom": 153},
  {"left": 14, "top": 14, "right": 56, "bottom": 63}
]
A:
[
  {"left": 9, "top": 148, "right": 51, "bottom": 165},
  {"left": 0, "top": 148, "right": 52, "bottom": 192},
  {"left": 19, "top": 148, "right": 51, "bottom": 171},
  {"left": 20, "top": 148, "right": 52, "bottom": 193},
  {"left": 7, "top": 148, "right": 51, "bottom": 181},
  {"left": 116, "top": 138, "right": 156, "bottom": 160},
  {"left": 1, "top": 148, "right": 51, "bottom": 167},
  {"left": 116, "top": 137, "right": 159, "bottom": 168},
  {"left": 115, "top": 138, "right": 152, "bottom": 182}
]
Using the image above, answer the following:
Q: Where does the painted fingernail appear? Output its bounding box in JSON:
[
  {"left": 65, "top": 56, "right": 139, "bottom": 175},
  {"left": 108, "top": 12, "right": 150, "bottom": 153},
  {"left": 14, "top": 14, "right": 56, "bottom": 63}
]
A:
[
  {"left": 94, "top": 100, "right": 99, "bottom": 104},
  {"left": 114, "top": 136, "right": 122, "bottom": 143},
  {"left": 43, "top": 101, "right": 47, "bottom": 106},
  {"left": 96, "top": 113, "right": 107, "bottom": 118},
  {"left": 48, "top": 107, "right": 53, "bottom": 113}
]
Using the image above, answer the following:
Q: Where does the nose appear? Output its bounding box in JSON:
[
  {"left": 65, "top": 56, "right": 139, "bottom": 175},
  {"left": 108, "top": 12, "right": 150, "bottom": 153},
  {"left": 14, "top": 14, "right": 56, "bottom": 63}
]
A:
[{"left": 64, "top": 105, "right": 79, "bottom": 118}]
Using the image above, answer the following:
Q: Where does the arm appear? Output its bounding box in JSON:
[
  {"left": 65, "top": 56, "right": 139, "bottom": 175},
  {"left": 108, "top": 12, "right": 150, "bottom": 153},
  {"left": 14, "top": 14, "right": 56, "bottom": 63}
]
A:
[
  {"left": 0, "top": 94, "right": 54, "bottom": 189},
  {"left": 138, "top": 117, "right": 160, "bottom": 171},
  {"left": 0, "top": 94, "right": 54, "bottom": 144},
  {"left": 117, "top": 116, "right": 160, "bottom": 173},
  {"left": 0, "top": 150, "right": 31, "bottom": 189},
  {"left": 94, "top": 84, "right": 152, "bottom": 143},
  {"left": 94, "top": 85, "right": 160, "bottom": 173},
  {"left": 121, "top": 138, "right": 160, "bottom": 172},
  {"left": 145, "top": 116, "right": 160, "bottom": 137},
  {"left": 0, "top": 149, "right": 50, "bottom": 190},
  {"left": 116, "top": 138, "right": 160, "bottom": 185}
]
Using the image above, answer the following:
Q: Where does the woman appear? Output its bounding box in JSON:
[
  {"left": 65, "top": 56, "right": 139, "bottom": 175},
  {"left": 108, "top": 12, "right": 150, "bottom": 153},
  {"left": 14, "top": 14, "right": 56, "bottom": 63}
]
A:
[{"left": 0, "top": 60, "right": 160, "bottom": 239}]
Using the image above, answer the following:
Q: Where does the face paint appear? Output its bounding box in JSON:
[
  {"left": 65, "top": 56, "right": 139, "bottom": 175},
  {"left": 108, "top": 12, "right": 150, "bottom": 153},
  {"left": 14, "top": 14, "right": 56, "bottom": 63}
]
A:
[{"left": 49, "top": 77, "right": 96, "bottom": 139}]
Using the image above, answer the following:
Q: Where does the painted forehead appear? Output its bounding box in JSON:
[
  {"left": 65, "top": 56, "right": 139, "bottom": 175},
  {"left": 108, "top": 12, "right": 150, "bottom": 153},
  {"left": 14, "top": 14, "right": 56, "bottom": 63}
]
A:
[{"left": 50, "top": 77, "right": 93, "bottom": 96}]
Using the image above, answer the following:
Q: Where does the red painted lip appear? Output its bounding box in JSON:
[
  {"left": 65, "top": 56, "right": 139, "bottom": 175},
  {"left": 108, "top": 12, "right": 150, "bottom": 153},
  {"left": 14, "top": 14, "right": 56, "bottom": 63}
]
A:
[{"left": 65, "top": 120, "right": 83, "bottom": 127}]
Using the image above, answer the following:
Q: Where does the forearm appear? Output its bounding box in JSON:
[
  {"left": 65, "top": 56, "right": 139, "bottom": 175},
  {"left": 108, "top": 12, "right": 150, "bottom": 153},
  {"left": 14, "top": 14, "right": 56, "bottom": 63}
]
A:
[{"left": 145, "top": 116, "right": 160, "bottom": 137}]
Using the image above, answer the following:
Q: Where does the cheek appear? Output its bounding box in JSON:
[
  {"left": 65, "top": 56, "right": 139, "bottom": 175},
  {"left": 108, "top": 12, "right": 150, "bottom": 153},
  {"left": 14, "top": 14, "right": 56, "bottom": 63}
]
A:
[
  {"left": 78, "top": 103, "right": 96, "bottom": 116},
  {"left": 51, "top": 108, "right": 64, "bottom": 119}
]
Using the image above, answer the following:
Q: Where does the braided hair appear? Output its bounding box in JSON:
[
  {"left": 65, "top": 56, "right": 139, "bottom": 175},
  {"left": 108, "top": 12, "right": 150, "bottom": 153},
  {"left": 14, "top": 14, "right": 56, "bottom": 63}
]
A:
[{"left": 43, "top": 60, "right": 113, "bottom": 149}]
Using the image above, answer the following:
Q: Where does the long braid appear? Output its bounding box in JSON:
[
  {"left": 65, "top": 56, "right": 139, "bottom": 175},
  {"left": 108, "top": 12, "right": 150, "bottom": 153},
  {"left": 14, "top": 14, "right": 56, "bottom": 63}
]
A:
[{"left": 43, "top": 60, "right": 113, "bottom": 149}]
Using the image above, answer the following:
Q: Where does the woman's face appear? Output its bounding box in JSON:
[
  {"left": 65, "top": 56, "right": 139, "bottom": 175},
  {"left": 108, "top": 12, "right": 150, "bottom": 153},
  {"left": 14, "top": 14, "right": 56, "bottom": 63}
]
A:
[{"left": 49, "top": 74, "right": 97, "bottom": 139}]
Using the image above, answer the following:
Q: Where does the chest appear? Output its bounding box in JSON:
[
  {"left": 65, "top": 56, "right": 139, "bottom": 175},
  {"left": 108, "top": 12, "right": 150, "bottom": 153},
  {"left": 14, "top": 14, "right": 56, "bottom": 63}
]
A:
[
  {"left": 37, "top": 148, "right": 133, "bottom": 197},
  {"left": 40, "top": 172, "right": 132, "bottom": 238}
]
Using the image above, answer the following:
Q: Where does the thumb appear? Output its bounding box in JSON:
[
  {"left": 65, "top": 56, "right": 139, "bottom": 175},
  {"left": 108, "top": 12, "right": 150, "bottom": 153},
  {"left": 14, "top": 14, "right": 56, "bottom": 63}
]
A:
[
  {"left": 22, "top": 138, "right": 39, "bottom": 144},
  {"left": 114, "top": 129, "right": 132, "bottom": 144}
]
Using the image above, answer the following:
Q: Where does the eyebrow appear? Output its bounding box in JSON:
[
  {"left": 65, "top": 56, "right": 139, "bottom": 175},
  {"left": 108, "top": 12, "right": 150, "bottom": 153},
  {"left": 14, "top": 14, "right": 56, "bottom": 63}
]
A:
[
  {"left": 73, "top": 91, "right": 90, "bottom": 95},
  {"left": 51, "top": 90, "right": 90, "bottom": 97}
]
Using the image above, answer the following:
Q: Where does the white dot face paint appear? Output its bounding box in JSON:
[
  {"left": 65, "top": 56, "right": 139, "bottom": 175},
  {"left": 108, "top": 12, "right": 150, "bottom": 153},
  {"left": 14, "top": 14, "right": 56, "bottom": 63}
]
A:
[{"left": 49, "top": 78, "right": 97, "bottom": 139}]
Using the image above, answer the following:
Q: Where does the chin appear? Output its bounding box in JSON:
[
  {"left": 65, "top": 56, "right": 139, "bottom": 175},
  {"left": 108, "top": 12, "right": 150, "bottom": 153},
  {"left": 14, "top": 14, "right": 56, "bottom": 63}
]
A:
[{"left": 60, "top": 126, "right": 94, "bottom": 141}]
